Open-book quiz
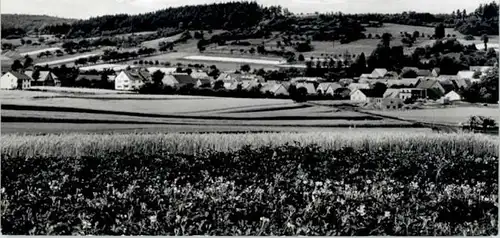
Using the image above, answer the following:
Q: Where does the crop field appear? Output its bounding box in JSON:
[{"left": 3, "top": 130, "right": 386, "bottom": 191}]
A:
[
  {"left": 0, "top": 90, "right": 423, "bottom": 134},
  {"left": 372, "top": 107, "right": 498, "bottom": 125},
  {"left": 1, "top": 132, "right": 497, "bottom": 235}
]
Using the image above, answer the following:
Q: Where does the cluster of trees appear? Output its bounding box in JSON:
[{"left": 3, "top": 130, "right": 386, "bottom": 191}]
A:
[
  {"left": 51, "top": 2, "right": 279, "bottom": 38},
  {"left": 461, "top": 67, "right": 499, "bottom": 104},
  {"left": 455, "top": 2, "right": 499, "bottom": 36},
  {"left": 1, "top": 14, "right": 75, "bottom": 38}
]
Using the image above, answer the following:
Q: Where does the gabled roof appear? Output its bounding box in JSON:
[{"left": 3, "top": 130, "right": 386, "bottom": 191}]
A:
[
  {"left": 319, "top": 82, "right": 342, "bottom": 91},
  {"left": 357, "top": 88, "right": 385, "bottom": 98},
  {"left": 147, "top": 67, "right": 178, "bottom": 74},
  {"left": 122, "top": 69, "right": 150, "bottom": 82},
  {"left": 457, "top": 70, "right": 475, "bottom": 79},
  {"left": 451, "top": 78, "right": 471, "bottom": 89},
  {"left": 360, "top": 73, "right": 372, "bottom": 78},
  {"left": 5, "top": 71, "right": 31, "bottom": 80},
  {"left": 387, "top": 78, "right": 420, "bottom": 87},
  {"left": 173, "top": 74, "right": 197, "bottom": 85},
  {"left": 190, "top": 71, "right": 210, "bottom": 79},
  {"left": 371, "top": 68, "right": 388, "bottom": 78},
  {"left": 417, "top": 78, "right": 440, "bottom": 89}
]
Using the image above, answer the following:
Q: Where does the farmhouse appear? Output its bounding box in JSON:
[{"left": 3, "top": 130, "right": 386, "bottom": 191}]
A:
[
  {"left": 443, "top": 90, "right": 462, "bottom": 102},
  {"left": 25, "top": 70, "right": 60, "bottom": 86},
  {"left": 350, "top": 89, "right": 384, "bottom": 103},
  {"left": 384, "top": 88, "right": 426, "bottom": 101},
  {"left": 417, "top": 78, "right": 446, "bottom": 97},
  {"left": 115, "top": 69, "right": 151, "bottom": 91},
  {"left": 1, "top": 71, "right": 32, "bottom": 90},
  {"left": 260, "top": 84, "right": 289, "bottom": 96},
  {"left": 162, "top": 74, "right": 198, "bottom": 87},
  {"left": 316, "top": 82, "right": 341, "bottom": 96}
]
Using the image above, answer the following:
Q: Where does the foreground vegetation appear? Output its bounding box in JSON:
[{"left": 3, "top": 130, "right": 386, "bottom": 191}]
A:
[{"left": 1, "top": 132, "right": 498, "bottom": 235}]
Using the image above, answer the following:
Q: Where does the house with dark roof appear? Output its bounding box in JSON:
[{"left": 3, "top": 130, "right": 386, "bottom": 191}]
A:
[
  {"left": 1, "top": 71, "right": 32, "bottom": 90},
  {"left": 417, "top": 78, "right": 446, "bottom": 98},
  {"left": 387, "top": 78, "right": 421, "bottom": 88},
  {"left": 115, "top": 68, "right": 151, "bottom": 91},
  {"left": 25, "top": 70, "right": 60, "bottom": 86},
  {"left": 350, "top": 88, "right": 385, "bottom": 103},
  {"left": 162, "top": 74, "right": 198, "bottom": 87}
]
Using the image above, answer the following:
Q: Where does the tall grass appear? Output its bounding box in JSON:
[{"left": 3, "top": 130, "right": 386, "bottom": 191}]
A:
[{"left": 1, "top": 132, "right": 497, "bottom": 158}]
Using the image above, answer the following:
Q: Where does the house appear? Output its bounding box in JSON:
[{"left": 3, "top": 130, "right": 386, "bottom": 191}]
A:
[
  {"left": 195, "top": 78, "right": 212, "bottom": 88},
  {"left": 162, "top": 74, "right": 198, "bottom": 87},
  {"left": 360, "top": 74, "right": 372, "bottom": 80},
  {"left": 443, "top": 90, "right": 462, "bottom": 102},
  {"left": 431, "top": 68, "right": 441, "bottom": 77},
  {"left": 386, "top": 78, "right": 420, "bottom": 88},
  {"left": 370, "top": 68, "right": 388, "bottom": 78},
  {"left": 190, "top": 71, "right": 210, "bottom": 79},
  {"left": 321, "top": 83, "right": 342, "bottom": 96},
  {"left": 242, "top": 81, "right": 261, "bottom": 91},
  {"left": 350, "top": 88, "right": 384, "bottom": 103},
  {"left": 0, "top": 71, "right": 32, "bottom": 90},
  {"left": 115, "top": 69, "right": 151, "bottom": 91},
  {"left": 437, "top": 78, "right": 456, "bottom": 93},
  {"left": 317, "top": 82, "right": 341, "bottom": 95},
  {"left": 382, "top": 95, "right": 404, "bottom": 110},
  {"left": 383, "top": 88, "right": 426, "bottom": 101},
  {"left": 295, "top": 82, "right": 317, "bottom": 95},
  {"left": 347, "top": 83, "right": 370, "bottom": 91},
  {"left": 450, "top": 78, "right": 471, "bottom": 91},
  {"left": 260, "top": 83, "right": 289, "bottom": 96},
  {"left": 334, "top": 87, "right": 351, "bottom": 99},
  {"left": 235, "top": 74, "right": 265, "bottom": 83},
  {"left": 417, "top": 78, "right": 446, "bottom": 97},
  {"left": 25, "top": 70, "right": 60, "bottom": 86}
]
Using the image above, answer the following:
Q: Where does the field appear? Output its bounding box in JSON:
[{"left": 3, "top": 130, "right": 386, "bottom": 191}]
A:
[
  {"left": 1, "top": 132, "right": 497, "bottom": 235},
  {"left": 1, "top": 90, "right": 430, "bottom": 134}
]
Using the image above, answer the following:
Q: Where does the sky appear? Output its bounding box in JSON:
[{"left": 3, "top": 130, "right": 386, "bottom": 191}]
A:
[{"left": 1, "top": 0, "right": 493, "bottom": 19}]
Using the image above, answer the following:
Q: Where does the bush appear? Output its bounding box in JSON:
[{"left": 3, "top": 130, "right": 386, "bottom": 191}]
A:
[{"left": 1, "top": 135, "right": 497, "bottom": 236}]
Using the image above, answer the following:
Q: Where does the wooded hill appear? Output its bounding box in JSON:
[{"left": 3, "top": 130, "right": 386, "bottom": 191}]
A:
[{"left": 1, "top": 14, "right": 76, "bottom": 38}]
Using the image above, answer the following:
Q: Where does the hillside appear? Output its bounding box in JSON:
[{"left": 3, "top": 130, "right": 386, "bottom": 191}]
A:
[{"left": 1, "top": 14, "right": 76, "bottom": 36}]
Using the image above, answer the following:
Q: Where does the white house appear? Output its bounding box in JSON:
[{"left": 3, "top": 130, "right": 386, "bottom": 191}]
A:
[
  {"left": 115, "top": 69, "right": 150, "bottom": 91},
  {"left": 0, "top": 71, "right": 32, "bottom": 90},
  {"left": 443, "top": 90, "right": 462, "bottom": 101},
  {"left": 350, "top": 88, "right": 384, "bottom": 103}
]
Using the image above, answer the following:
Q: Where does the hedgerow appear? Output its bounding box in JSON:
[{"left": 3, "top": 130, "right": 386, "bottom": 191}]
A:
[{"left": 1, "top": 143, "right": 497, "bottom": 235}]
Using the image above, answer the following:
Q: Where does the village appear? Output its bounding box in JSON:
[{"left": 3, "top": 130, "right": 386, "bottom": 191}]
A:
[{"left": 0, "top": 61, "right": 496, "bottom": 110}]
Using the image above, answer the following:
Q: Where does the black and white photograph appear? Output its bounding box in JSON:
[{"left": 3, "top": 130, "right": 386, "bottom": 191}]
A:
[{"left": 0, "top": 0, "right": 498, "bottom": 235}]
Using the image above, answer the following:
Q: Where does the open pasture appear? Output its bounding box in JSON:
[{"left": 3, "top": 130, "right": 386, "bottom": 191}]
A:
[{"left": 372, "top": 107, "right": 498, "bottom": 125}]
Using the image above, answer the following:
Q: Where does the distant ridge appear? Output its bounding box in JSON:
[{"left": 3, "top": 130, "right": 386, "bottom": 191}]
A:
[{"left": 1, "top": 14, "right": 77, "bottom": 33}]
